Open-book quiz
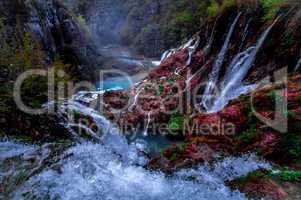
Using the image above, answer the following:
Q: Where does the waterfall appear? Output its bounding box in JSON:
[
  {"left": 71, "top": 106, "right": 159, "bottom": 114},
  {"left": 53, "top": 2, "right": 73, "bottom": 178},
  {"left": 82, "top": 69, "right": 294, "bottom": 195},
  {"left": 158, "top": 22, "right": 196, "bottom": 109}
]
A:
[
  {"left": 143, "top": 112, "right": 152, "bottom": 136},
  {"left": 160, "top": 36, "right": 200, "bottom": 67},
  {"left": 175, "top": 36, "right": 200, "bottom": 75},
  {"left": 294, "top": 49, "right": 301, "bottom": 71},
  {"left": 207, "top": 16, "right": 281, "bottom": 112},
  {"left": 202, "top": 13, "right": 241, "bottom": 110},
  {"left": 3, "top": 90, "right": 272, "bottom": 199},
  {"left": 129, "top": 86, "right": 144, "bottom": 111},
  {"left": 238, "top": 18, "right": 251, "bottom": 52},
  {"left": 204, "top": 18, "right": 218, "bottom": 57}
]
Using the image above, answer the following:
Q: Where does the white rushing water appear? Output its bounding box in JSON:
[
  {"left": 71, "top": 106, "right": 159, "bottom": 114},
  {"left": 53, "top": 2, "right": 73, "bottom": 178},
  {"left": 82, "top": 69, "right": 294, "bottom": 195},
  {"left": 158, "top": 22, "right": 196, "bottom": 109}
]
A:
[
  {"left": 175, "top": 36, "right": 200, "bottom": 75},
  {"left": 202, "top": 13, "right": 241, "bottom": 111},
  {"left": 143, "top": 112, "right": 152, "bottom": 136},
  {"left": 1, "top": 138, "right": 270, "bottom": 200},
  {"left": 202, "top": 16, "right": 281, "bottom": 112},
  {"left": 160, "top": 36, "right": 200, "bottom": 71},
  {"left": 129, "top": 86, "right": 144, "bottom": 111},
  {"left": 238, "top": 18, "right": 251, "bottom": 52},
  {"left": 203, "top": 18, "right": 218, "bottom": 57}
]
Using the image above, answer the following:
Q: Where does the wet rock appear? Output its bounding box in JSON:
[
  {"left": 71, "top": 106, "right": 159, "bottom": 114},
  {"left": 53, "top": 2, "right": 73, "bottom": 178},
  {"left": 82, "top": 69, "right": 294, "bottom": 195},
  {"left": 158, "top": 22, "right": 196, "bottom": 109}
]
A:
[
  {"left": 0, "top": 0, "right": 99, "bottom": 80},
  {"left": 184, "top": 143, "right": 214, "bottom": 163},
  {"left": 148, "top": 156, "right": 171, "bottom": 172},
  {"left": 148, "top": 142, "right": 216, "bottom": 172},
  {"left": 229, "top": 173, "right": 288, "bottom": 200}
]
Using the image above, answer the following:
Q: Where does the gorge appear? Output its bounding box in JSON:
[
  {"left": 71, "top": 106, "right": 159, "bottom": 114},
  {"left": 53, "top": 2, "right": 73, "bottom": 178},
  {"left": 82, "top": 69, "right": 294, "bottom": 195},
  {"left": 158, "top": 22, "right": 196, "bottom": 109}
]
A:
[{"left": 1, "top": 0, "right": 301, "bottom": 200}]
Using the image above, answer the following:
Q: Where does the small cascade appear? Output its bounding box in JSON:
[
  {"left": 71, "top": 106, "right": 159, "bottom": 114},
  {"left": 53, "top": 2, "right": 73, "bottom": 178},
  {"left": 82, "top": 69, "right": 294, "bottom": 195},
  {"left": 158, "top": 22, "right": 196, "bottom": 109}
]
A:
[
  {"left": 175, "top": 36, "right": 200, "bottom": 75},
  {"left": 207, "top": 16, "right": 281, "bottom": 112},
  {"left": 57, "top": 100, "right": 111, "bottom": 141},
  {"left": 55, "top": 97, "right": 151, "bottom": 161},
  {"left": 204, "top": 18, "right": 218, "bottom": 57},
  {"left": 202, "top": 13, "right": 241, "bottom": 110},
  {"left": 129, "top": 86, "right": 144, "bottom": 111},
  {"left": 160, "top": 36, "right": 200, "bottom": 67},
  {"left": 72, "top": 91, "right": 103, "bottom": 104},
  {"left": 294, "top": 49, "right": 301, "bottom": 71},
  {"left": 238, "top": 18, "right": 251, "bottom": 52},
  {"left": 143, "top": 112, "right": 152, "bottom": 136}
]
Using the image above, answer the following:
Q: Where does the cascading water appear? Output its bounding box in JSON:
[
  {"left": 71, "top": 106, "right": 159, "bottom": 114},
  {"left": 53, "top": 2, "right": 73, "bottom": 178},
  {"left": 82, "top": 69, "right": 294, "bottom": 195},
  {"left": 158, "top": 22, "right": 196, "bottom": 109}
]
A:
[
  {"left": 159, "top": 36, "right": 200, "bottom": 70},
  {"left": 2, "top": 139, "right": 270, "bottom": 200},
  {"left": 238, "top": 18, "right": 251, "bottom": 52},
  {"left": 1, "top": 91, "right": 272, "bottom": 200},
  {"left": 129, "top": 86, "right": 144, "bottom": 111},
  {"left": 206, "top": 16, "right": 281, "bottom": 112},
  {"left": 143, "top": 112, "right": 152, "bottom": 136},
  {"left": 202, "top": 13, "right": 241, "bottom": 111},
  {"left": 175, "top": 36, "right": 200, "bottom": 75},
  {"left": 204, "top": 18, "right": 218, "bottom": 57}
]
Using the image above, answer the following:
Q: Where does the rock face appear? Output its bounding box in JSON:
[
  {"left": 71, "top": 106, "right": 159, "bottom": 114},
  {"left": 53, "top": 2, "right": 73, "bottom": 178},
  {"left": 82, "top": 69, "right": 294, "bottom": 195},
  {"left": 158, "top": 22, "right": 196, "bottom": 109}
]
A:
[
  {"left": 2, "top": 111, "right": 70, "bottom": 141},
  {"left": 0, "top": 0, "right": 99, "bottom": 80},
  {"left": 228, "top": 171, "right": 289, "bottom": 200}
]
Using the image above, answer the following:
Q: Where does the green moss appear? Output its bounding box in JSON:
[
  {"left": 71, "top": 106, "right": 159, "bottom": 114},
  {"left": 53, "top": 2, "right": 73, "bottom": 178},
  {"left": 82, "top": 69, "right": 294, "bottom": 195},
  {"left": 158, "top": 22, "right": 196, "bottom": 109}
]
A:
[
  {"left": 286, "top": 111, "right": 294, "bottom": 120},
  {"left": 169, "top": 152, "right": 177, "bottom": 162},
  {"left": 176, "top": 11, "right": 195, "bottom": 25},
  {"left": 272, "top": 167, "right": 301, "bottom": 182},
  {"left": 236, "top": 125, "right": 257, "bottom": 143},
  {"left": 167, "top": 75, "right": 181, "bottom": 84},
  {"left": 270, "top": 90, "right": 279, "bottom": 103},
  {"left": 207, "top": 0, "right": 220, "bottom": 18},
  {"left": 156, "top": 85, "right": 164, "bottom": 96},
  {"left": 279, "top": 131, "right": 301, "bottom": 162},
  {"left": 261, "top": 0, "right": 286, "bottom": 22},
  {"left": 168, "top": 113, "right": 184, "bottom": 131},
  {"left": 234, "top": 170, "right": 268, "bottom": 184}
]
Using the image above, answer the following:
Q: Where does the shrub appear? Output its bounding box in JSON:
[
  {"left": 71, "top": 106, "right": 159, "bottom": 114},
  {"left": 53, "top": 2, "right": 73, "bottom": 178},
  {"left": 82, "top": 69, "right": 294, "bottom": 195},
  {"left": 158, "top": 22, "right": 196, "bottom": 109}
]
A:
[
  {"left": 20, "top": 75, "right": 48, "bottom": 109},
  {"left": 207, "top": 0, "right": 220, "bottom": 18},
  {"left": 176, "top": 11, "right": 195, "bottom": 25},
  {"left": 261, "top": 0, "right": 287, "bottom": 21}
]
